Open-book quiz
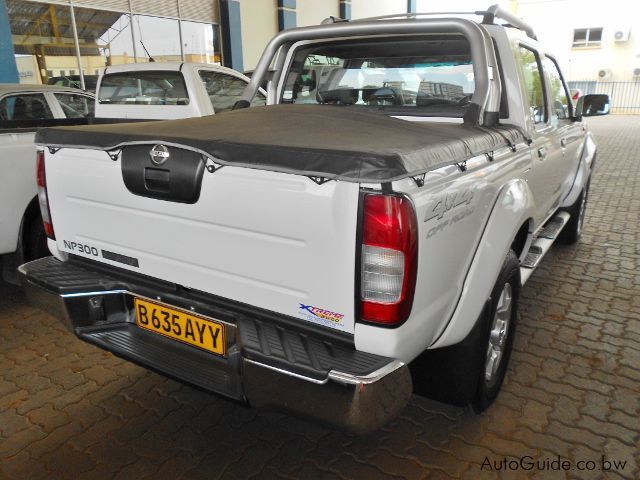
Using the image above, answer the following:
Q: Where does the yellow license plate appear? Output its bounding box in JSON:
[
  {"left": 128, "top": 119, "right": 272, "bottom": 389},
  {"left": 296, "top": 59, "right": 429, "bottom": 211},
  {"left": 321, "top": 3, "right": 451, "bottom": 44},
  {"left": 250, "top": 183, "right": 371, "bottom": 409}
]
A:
[{"left": 134, "top": 298, "right": 226, "bottom": 356}]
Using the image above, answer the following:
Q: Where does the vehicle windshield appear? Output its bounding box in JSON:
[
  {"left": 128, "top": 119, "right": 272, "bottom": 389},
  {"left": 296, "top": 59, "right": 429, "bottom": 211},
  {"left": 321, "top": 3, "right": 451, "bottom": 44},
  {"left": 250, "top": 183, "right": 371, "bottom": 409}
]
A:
[
  {"left": 98, "top": 71, "right": 189, "bottom": 105},
  {"left": 281, "top": 35, "right": 475, "bottom": 116}
]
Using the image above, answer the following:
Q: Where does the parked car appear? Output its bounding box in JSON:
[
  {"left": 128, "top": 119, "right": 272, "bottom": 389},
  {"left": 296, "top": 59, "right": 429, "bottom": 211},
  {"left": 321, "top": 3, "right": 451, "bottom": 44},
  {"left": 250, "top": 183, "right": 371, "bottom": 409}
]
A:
[
  {"left": 0, "top": 84, "right": 94, "bottom": 283},
  {"left": 21, "top": 6, "right": 609, "bottom": 433},
  {"left": 94, "top": 62, "right": 266, "bottom": 120}
]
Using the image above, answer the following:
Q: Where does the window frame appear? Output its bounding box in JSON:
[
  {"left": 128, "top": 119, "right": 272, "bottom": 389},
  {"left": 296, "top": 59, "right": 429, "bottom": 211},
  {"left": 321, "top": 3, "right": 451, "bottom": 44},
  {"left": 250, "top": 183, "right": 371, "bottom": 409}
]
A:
[
  {"left": 275, "top": 36, "right": 476, "bottom": 116},
  {"left": 572, "top": 28, "right": 603, "bottom": 48},
  {"left": 0, "top": 92, "right": 55, "bottom": 123},
  {"left": 543, "top": 55, "right": 575, "bottom": 122},
  {"left": 53, "top": 92, "right": 95, "bottom": 119},
  {"left": 197, "top": 69, "right": 262, "bottom": 113},
  {"left": 517, "top": 43, "right": 549, "bottom": 128}
]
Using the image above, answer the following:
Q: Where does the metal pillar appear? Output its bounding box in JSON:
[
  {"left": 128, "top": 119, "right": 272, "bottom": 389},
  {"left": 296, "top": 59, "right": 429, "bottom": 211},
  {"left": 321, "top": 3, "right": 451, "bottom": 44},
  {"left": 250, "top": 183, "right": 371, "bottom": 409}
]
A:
[
  {"left": 339, "top": 0, "right": 351, "bottom": 20},
  {"left": 220, "top": 0, "right": 243, "bottom": 72},
  {"left": 277, "top": 0, "right": 296, "bottom": 31},
  {"left": 0, "top": 0, "right": 19, "bottom": 83},
  {"left": 69, "top": 2, "right": 85, "bottom": 90}
]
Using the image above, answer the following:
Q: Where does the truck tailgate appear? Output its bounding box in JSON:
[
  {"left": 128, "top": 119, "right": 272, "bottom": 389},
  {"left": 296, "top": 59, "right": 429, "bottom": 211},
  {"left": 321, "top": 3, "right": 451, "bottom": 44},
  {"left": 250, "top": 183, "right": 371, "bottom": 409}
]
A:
[{"left": 45, "top": 147, "right": 360, "bottom": 333}]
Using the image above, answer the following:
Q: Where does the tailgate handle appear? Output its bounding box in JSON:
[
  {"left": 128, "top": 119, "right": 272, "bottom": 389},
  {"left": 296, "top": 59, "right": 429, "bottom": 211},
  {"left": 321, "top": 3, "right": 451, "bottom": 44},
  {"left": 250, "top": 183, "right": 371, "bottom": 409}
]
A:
[{"left": 144, "top": 167, "right": 171, "bottom": 193}]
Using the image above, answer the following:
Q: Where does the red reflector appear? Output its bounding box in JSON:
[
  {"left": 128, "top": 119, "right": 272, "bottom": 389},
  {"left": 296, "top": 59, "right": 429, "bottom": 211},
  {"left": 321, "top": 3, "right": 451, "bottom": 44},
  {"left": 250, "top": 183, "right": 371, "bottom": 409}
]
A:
[
  {"left": 360, "top": 194, "right": 418, "bottom": 325},
  {"left": 36, "top": 150, "right": 55, "bottom": 240},
  {"left": 36, "top": 150, "right": 45, "bottom": 187}
]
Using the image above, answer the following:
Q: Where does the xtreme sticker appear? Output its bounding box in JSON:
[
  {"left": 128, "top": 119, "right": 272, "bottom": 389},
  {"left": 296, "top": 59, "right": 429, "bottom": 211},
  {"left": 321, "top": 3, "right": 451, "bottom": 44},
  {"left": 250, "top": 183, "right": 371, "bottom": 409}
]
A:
[{"left": 298, "top": 304, "right": 344, "bottom": 326}]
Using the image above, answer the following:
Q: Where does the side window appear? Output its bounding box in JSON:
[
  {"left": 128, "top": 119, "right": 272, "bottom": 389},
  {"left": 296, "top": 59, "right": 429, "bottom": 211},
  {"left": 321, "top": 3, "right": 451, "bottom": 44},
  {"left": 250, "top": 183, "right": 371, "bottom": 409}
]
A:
[
  {"left": 543, "top": 57, "right": 572, "bottom": 124},
  {"left": 0, "top": 94, "right": 54, "bottom": 121},
  {"left": 198, "top": 71, "right": 260, "bottom": 112},
  {"left": 54, "top": 93, "right": 95, "bottom": 119},
  {"left": 517, "top": 46, "right": 547, "bottom": 126}
]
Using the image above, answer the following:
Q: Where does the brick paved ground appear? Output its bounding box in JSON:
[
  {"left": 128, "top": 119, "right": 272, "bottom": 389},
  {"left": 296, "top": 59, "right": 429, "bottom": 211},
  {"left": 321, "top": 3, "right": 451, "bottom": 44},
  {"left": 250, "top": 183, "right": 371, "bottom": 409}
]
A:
[{"left": 1, "top": 115, "right": 638, "bottom": 480}]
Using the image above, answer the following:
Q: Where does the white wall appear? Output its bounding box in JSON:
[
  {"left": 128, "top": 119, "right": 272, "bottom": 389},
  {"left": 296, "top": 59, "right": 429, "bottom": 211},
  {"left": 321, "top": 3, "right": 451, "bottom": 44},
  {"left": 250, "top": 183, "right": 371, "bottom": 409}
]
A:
[
  {"left": 415, "top": 0, "right": 513, "bottom": 13},
  {"left": 15, "top": 56, "right": 39, "bottom": 84},
  {"left": 297, "top": 0, "right": 338, "bottom": 27},
  {"left": 351, "top": 0, "right": 406, "bottom": 19},
  {"left": 240, "top": 0, "right": 278, "bottom": 72},
  {"left": 516, "top": 0, "right": 640, "bottom": 81}
]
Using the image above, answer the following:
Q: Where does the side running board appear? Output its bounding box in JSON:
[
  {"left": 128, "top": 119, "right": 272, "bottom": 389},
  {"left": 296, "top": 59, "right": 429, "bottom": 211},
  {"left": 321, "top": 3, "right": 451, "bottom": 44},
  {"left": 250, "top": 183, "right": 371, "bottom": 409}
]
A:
[{"left": 520, "top": 211, "right": 571, "bottom": 285}]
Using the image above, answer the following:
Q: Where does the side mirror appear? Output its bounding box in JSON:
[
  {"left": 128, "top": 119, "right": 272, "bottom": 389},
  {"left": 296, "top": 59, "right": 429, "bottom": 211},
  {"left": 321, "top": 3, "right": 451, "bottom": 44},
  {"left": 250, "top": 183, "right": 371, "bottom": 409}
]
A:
[{"left": 576, "top": 94, "right": 610, "bottom": 120}]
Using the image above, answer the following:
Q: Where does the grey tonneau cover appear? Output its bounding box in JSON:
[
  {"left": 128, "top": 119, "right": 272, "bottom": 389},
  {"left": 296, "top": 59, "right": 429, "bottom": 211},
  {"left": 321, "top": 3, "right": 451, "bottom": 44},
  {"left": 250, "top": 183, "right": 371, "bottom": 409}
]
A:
[{"left": 35, "top": 104, "right": 527, "bottom": 183}]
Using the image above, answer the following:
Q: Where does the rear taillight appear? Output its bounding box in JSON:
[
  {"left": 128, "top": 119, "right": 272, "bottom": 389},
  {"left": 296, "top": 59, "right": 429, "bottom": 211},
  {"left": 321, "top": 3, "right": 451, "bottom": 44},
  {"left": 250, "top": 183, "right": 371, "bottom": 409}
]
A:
[
  {"left": 360, "top": 193, "right": 418, "bottom": 326},
  {"left": 36, "top": 150, "right": 55, "bottom": 240}
]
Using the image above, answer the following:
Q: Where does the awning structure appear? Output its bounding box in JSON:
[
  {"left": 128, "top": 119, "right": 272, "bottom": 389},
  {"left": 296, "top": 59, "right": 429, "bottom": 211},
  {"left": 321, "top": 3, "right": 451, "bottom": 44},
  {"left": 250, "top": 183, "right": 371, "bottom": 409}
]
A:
[{"left": 8, "top": 0, "right": 120, "bottom": 57}]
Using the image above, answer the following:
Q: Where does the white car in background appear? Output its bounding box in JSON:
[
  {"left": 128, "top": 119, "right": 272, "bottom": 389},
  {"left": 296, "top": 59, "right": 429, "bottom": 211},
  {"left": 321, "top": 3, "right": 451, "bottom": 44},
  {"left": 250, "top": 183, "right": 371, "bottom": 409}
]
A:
[
  {"left": 0, "top": 84, "right": 94, "bottom": 282},
  {"left": 95, "top": 62, "right": 266, "bottom": 120}
]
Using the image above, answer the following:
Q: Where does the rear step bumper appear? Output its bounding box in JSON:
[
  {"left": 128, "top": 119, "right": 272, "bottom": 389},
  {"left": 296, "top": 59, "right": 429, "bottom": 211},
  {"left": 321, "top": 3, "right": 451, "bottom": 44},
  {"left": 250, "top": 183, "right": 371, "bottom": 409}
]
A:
[{"left": 19, "top": 256, "right": 411, "bottom": 434}]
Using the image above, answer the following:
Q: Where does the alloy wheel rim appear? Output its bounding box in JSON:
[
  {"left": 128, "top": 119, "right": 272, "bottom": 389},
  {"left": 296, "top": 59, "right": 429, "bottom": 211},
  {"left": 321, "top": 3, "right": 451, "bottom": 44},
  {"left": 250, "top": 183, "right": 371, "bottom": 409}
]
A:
[{"left": 484, "top": 283, "right": 513, "bottom": 387}]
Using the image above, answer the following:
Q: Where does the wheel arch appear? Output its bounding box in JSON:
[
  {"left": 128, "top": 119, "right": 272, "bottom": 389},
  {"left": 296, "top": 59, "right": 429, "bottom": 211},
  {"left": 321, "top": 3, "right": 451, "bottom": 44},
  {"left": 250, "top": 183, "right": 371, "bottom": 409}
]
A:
[
  {"left": 512, "top": 218, "right": 534, "bottom": 263},
  {"left": 19, "top": 195, "right": 42, "bottom": 260},
  {"left": 429, "top": 178, "right": 535, "bottom": 349},
  {"left": 561, "top": 133, "right": 597, "bottom": 209}
]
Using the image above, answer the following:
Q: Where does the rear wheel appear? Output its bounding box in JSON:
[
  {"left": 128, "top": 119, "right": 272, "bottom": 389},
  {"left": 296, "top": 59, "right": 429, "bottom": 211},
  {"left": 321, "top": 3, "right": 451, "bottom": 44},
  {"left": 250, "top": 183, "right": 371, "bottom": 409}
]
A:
[
  {"left": 472, "top": 250, "right": 520, "bottom": 412},
  {"left": 410, "top": 250, "right": 520, "bottom": 410}
]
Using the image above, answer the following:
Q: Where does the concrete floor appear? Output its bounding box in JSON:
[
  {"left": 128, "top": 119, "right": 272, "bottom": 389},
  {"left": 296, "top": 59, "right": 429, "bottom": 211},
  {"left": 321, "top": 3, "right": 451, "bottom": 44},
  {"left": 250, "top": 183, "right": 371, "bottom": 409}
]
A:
[{"left": 0, "top": 115, "right": 638, "bottom": 479}]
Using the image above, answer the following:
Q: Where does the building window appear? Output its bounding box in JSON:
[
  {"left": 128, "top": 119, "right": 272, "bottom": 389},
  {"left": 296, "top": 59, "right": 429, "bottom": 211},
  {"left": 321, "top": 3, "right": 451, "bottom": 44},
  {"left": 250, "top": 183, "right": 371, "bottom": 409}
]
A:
[{"left": 573, "top": 28, "right": 603, "bottom": 48}]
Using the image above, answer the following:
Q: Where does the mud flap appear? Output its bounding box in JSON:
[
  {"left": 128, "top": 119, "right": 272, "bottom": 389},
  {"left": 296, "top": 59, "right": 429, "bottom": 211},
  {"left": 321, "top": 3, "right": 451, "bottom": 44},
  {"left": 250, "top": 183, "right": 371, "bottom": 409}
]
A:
[{"left": 409, "top": 300, "right": 491, "bottom": 406}]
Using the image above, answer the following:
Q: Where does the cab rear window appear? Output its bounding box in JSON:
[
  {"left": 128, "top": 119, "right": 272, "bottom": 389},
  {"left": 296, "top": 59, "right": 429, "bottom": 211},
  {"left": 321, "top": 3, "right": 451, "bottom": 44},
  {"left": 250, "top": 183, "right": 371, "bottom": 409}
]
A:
[{"left": 98, "top": 71, "right": 189, "bottom": 105}]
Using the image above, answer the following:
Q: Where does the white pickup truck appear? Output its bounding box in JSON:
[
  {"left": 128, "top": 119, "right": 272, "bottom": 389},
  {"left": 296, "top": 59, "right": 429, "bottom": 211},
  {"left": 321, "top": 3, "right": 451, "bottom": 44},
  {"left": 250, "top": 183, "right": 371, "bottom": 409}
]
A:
[
  {"left": 21, "top": 6, "right": 610, "bottom": 433},
  {"left": 94, "top": 62, "right": 265, "bottom": 119}
]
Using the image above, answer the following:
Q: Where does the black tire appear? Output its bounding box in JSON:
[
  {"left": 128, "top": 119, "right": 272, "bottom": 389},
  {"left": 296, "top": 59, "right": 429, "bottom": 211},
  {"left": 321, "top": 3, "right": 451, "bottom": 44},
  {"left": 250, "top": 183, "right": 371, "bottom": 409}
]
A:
[
  {"left": 557, "top": 181, "right": 590, "bottom": 245},
  {"left": 472, "top": 250, "right": 520, "bottom": 412},
  {"left": 26, "top": 215, "right": 50, "bottom": 261},
  {"left": 410, "top": 250, "right": 520, "bottom": 410}
]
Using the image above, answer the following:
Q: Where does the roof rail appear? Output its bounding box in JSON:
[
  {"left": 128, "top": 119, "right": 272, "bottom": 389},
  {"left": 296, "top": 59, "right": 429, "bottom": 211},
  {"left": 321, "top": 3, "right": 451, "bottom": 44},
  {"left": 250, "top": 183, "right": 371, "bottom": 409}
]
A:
[
  {"left": 345, "top": 4, "right": 537, "bottom": 41},
  {"left": 349, "top": 11, "right": 479, "bottom": 22}
]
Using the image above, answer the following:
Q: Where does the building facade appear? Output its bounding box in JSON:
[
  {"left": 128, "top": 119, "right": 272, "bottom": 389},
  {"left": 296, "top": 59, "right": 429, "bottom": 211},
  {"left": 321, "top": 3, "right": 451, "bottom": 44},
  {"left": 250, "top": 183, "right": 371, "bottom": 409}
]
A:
[{"left": 514, "top": 0, "right": 640, "bottom": 82}]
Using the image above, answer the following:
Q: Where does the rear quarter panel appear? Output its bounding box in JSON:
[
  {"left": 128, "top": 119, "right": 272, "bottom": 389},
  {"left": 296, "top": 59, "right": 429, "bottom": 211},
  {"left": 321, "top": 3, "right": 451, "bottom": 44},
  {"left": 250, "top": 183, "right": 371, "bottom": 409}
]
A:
[{"left": 355, "top": 145, "right": 533, "bottom": 362}]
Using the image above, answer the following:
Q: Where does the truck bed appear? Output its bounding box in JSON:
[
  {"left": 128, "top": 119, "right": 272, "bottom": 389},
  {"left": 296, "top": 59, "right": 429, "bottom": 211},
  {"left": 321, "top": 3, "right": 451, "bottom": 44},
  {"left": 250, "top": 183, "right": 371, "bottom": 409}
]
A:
[{"left": 36, "top": 104, "right": 527, "bottom": 183}]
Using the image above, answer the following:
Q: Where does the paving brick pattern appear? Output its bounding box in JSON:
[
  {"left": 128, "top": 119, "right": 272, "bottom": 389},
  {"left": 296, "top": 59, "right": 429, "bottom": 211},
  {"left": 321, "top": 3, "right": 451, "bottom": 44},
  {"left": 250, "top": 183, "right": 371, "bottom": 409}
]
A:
[{"left": 1, "top": 116, "right": 638, "bottom": 479}]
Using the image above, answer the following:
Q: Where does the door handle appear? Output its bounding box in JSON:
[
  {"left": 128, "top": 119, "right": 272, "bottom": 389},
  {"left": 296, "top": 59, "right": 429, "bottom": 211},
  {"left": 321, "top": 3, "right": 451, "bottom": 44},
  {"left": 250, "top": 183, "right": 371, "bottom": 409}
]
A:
[
  {"left": 560, "top": 138, "right": 567, "bottom": 148},
  {"left": 537, "top": 147, "right": 547, "bottom": 159}
]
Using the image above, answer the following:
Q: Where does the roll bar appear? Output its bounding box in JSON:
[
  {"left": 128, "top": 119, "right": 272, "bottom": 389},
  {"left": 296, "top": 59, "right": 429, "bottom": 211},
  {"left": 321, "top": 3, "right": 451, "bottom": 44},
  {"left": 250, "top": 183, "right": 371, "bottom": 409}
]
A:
[{"left": 239, "top": 17, "right": 502, "bottom": 126}]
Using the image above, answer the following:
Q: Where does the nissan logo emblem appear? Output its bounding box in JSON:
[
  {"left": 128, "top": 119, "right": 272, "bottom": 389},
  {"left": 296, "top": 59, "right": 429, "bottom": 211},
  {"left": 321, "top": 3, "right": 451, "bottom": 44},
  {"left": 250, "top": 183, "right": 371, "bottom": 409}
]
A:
[{"left": 149, "top": 144, "right": 170, "bottom": 165}]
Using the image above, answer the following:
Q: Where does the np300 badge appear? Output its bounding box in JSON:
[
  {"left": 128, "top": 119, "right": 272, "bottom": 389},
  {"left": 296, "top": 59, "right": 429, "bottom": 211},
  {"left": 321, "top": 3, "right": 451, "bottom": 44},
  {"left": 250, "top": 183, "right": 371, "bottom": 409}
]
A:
[{"left": 149, "top": 144, "right": 170, "bottom": 165}]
